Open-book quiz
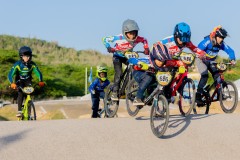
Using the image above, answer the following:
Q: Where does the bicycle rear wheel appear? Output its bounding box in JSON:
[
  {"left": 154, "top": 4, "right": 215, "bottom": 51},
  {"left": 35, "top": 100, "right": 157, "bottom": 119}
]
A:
[
  {"left": 150, "top": 94, "right": 169, "bottom": 138},
  {"left": 220, "top": 81, "right": 238, "bottom": 113},
  {"left": 126, "top": 79, "right": 140, "bottom": 117},
  {"left": 178, "top": 78, "right": 196, "bottom": 116},
  {"left": 104, "top": 84, "right": 119, "bottom": 118},
  {"left": 28, "top": 101, "right": 36, "bottom": 120}
]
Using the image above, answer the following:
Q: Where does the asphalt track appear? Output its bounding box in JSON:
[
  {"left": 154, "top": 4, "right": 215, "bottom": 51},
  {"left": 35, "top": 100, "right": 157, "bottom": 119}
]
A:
[{"left": 1, "top": 113, "right": 240, "bottom": 160}]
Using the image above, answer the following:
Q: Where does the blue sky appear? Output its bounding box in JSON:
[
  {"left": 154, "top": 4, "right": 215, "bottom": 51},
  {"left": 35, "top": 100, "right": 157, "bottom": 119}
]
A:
[{"left": 1, "top": 0, "right": 239, "bottom": 59}]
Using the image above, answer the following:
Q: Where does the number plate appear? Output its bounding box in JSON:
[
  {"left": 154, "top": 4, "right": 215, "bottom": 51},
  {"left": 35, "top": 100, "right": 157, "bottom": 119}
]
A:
[
  {"left": 125, "top": 52, "right": 139, "bottom": 59},
  {"left": 156, "top": 72, "right": 172, "bottom": 86},
  {"left": 180, "top": 52, "right": 195, "bottom": 65},
  {"left": 217, "top": 63, "right": 227, "bottom": 71},
  {"left": 23, "top": 87, "right": 34, "bottom": 94}
]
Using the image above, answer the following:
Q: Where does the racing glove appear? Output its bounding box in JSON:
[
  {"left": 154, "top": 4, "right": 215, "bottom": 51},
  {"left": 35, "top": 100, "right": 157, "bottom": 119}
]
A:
[
  {"left": 39, "top": 82, "right": 45, "bottom": 87},
  {"left": 198, "top": 51, "right": 206, "bottom": 60},
  {"left": 138, "top": 61, "right": 149, "bottom": 70},
  {"left": 90, "top": 90, "right": 96, "bottom": 94},
  {"left": 10, "top": 83, "right": 17, "bottom": 89},
  {"left": 230, "top": 60, "right": 236, "bottom": 66},
  {"left": 107, "top": 47, "right": 115, "bottom": 53},
  {"left": 144, "top": 48, "right": 150, "bottom": 55}
]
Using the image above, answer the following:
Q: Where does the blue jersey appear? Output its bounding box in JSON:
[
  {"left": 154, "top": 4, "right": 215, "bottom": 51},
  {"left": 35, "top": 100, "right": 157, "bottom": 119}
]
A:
[
  {"left": 88, "top": 78, "right": 110, "bottom": 93},
  {"left": 198, "top": 36, "right": 235, "bottom": 61}
]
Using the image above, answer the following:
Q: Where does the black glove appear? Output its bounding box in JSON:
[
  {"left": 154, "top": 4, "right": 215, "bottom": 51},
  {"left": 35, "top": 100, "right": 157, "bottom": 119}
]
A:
[{"left": 107, "top": 47, "right": 115, "bottom": 53}]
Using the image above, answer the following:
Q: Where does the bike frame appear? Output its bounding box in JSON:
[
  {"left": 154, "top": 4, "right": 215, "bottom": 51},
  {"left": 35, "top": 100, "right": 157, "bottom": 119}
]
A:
[
  {"left": 118, "top": 65, "right": 131, "bottom": 97},
  {"left": 115, "top": 51, "right": 144, "bottom": 97},
  {"left": 170, "top": 70, "right": 188, "bottom": 97},
  {"left": 144, "top": 85, "right": 162, "bottom": 105},
  {"left": 21, "top": 94, "right": 32, "bottom": 120},
  {"left": 205, "top": 66, "right": 226, "bottom": 103}
]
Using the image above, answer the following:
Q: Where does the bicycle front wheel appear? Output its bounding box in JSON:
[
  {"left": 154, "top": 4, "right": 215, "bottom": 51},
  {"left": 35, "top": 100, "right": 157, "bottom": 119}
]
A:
[
  {"left": 150, "top": 94, "right": 169, "bottom": 138},
  {"left": 178, "top": 78, "right": 196, "bottom": 116},
  {"left": 126, "top": 79, "right": 140, "bottom": 117},
  {"left": 28, "top": 101, "right": 36, "bottom": 120},
  {"left": 220, "top": 81, "right": 238, "bottom": 113},
  {"left": 104, "top": 84, "right": 119, "bottom": 118}
]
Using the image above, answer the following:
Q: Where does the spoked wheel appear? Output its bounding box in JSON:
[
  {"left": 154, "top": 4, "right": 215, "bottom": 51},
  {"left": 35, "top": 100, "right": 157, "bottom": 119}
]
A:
[
  {"left": 126, "top": 79, "right": 140, "bottom": 117},
  {"left": 220, "top": 81, "right": 238, "bottom": 113},
  {"left": 193, "top": 92, "right": 210, "bottom": 114},
  {"left": 104, "top": 84, "right": 119, "bottom": 118},
  {"left": 178, "top": 78, "right": 196, "bottom": 116},
  {"left": 150, "top": 94, "right": 169, "bottom": 138},
  {"left": 28, "top": 101, "right": 36, "bottom": 120}
]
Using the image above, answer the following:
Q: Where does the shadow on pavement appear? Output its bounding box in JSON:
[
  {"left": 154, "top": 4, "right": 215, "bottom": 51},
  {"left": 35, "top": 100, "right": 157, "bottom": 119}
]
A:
[
  {"left": 135, "top": 113, "right": 216, "bottom": 139},
  {"left": 161, "top": 114, "right": 213, "bottom": 139},
  {"left": 0, "top": 129, "right": 31, "bottom": 151}
]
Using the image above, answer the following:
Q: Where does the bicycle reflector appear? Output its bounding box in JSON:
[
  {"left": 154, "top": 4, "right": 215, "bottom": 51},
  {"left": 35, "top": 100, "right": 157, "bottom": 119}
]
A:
[
  {"left": 179, "top": 52, "right": 195, "bottom": 65},
  {"left": 156, "top": 71, "right": 172, "bottom": 86},
  {"left": 23, "top": 87, "right": 34, "bottom": 94},
  {"left": 216, "top": 63, "right": 227, "bottom": 71}
]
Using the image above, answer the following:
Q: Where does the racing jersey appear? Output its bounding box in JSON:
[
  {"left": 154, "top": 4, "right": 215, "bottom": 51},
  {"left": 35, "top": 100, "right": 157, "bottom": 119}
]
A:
[
  {"left": 160, "top": 35, "right": 204, "bottom": 58},
  {"left": 8, "top": 60, "right": 43, "bottom": 83},
  {"left": 198, "top": 36, "right": 235, "bottom": 61},
  {"left": 102, "top": 34, "right": 149, "bottom": 57},
  {"left": 88, "top": 78, "right": 110, "bottom": 93}
]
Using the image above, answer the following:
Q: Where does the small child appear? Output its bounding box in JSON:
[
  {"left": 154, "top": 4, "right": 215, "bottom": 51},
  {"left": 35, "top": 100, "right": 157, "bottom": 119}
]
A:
[
  {"left": 8, "top": 46, "right": 45, "bottom": 117},
  {"left": 88, "top": 66, "right": 110, "bottom": 118},
  {"left": 102, "top": 19, "right": 149, "bottom": 101}
]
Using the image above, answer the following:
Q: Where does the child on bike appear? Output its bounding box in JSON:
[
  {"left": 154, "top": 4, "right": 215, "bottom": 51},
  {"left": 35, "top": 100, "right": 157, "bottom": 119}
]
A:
[
  {"left": 102, "top": 19, "right": 149, "bottom": 101},
  {"left": 195, "top": 26, "right": 236, "bottom": 105},
  {"left": 129, "top": 22, "right": 206, "bottom": 106},
  {"left": 8, "top": 46, "right": 45, "bottom": 117},
  {"left": 89, "top": 66, "right": 110, "bottom": 118}
]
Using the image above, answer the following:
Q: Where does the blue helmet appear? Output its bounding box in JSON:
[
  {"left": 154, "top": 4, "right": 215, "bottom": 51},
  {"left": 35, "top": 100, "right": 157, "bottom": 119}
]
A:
[{"left": 173, "top": 22, "right": 191, "bottom": 43}]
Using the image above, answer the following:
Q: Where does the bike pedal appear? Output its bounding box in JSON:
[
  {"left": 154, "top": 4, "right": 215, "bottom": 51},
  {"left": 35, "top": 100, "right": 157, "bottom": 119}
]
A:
[{"left": 137, "top": 105, "right": 143, "bottom": 109}]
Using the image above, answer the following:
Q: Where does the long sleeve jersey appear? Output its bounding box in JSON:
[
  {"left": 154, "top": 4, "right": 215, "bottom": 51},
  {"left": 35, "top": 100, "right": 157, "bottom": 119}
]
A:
[
  {"left": 8, "top": 60, "right": 43, "bottom": 83},
  {"left": 160, "top": 35, "right": 204, "bottom": 58},
  {"left": 102, "top": 34, "right": 149, "bottom": 57},
  {"left": 198, "top": 36, "right": 235, "bottom": 61},
  {"left": 88, "top": 78, "right": 110, "bottom": 93}
]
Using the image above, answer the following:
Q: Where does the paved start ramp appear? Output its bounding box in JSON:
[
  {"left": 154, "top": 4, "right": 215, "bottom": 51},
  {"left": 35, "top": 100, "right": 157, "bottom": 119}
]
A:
[{"left": 0, "top": 114, "right": 240, "bottom": 160}]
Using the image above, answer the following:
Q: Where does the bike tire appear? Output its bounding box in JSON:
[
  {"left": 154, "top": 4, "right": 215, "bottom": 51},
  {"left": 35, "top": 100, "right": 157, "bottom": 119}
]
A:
[
  {"left": 219, "top": 81, "right": 238, "bottom": 113},
  {"left": 28, "top": 101, "right": 36, "bottom": 120},
  {"left": 126, "top": 79, "right": 140, "bottom": 117},
  {"left": 104, "top": 84, "right": 119, "bottom": 118},
  {"left": 150, "top": 94, "right": 169, "bottom": 138},
  {"left": 178, "top": 78, "right": 196, "bottom": 116}
]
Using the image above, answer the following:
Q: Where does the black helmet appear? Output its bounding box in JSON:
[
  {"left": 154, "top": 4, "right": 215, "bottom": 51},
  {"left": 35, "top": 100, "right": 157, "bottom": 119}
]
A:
[
  {"left": 122, "top": 19, "right": 139, "bottom": 43},
  {"left": 19, "top": 46, "right": 32, "bottom": 58},
  {"left": 215, "top": 28, "right": 228, "bottom": 39},
  {"left": 19, "top": 46, "right": 32, "bottom": 63}
]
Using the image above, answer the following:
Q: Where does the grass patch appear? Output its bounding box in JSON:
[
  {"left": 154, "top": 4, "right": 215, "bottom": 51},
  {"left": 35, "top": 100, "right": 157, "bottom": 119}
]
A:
[
  {"left": 0, "top": 106, "right": 17, "bottom": 121},
  {"left": 39, "top": 110, "right": 66, "bottom": 120}
]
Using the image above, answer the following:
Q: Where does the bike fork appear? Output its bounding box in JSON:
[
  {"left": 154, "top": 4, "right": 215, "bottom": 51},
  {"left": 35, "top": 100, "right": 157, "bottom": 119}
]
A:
[{"left": 22, "top": 95, "right": 31, "bottom": 120}]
